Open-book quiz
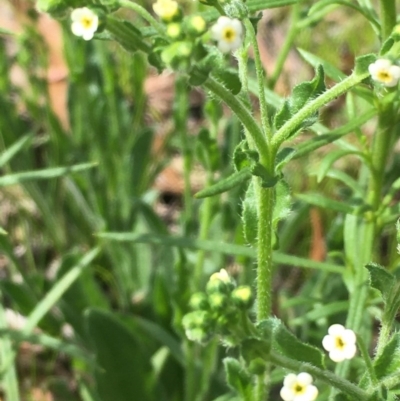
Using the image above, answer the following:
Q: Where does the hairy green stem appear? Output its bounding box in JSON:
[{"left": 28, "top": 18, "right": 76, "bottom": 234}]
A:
[
  {"left": 118, "top": 0, "right": 165, "bottom": 35},
  {"left": 379, "top": 0, "right": 396, "bottom": 40},
  {"left": 194, "top": 174, "right": 214, "bottom": 286},
  {"left": 268, "top": 3, "right": 300, "bottom": 89},
  {"left": 331, "top": 97, "right": 396, "bottom": 398},
  {"left": 272, "top": 71, "right": 370, "bottom": 149},
  {"left": 203, "top": 77, "right": 269, "bottom": 157},
  {"left": 256, "top": 182, "right": 274, "bottom": 321},
  {"left": 271, "top": 351, "right": 371, "bottom": 400},
  {"left": 175, "top": 77, "right": 193, "bottom": 235},
  {"left": 243, "top": 18, "right": 272, "bottom": 141}
]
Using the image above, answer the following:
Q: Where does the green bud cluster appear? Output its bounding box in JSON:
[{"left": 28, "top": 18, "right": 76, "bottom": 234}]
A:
[
  {"left": 153, "top": 10, "right": 209, "bottom": 71},
  {"left": 182, "top": 269, "right": 254, "bottom": 345}
]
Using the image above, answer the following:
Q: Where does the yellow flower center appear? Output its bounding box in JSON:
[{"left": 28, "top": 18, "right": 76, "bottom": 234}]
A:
[
  {"left": 335, "top": 336, "right": 345, "bottom": 350},
  {"left": 222, "top": 27, "right": 236, "bottom": 42},
  {"left": 293, "top": 384, "right": 306, "bottom": 394},
  {"left": 377, "top": 70, "right": 391, "bottom": 82},
  {"left": 81, "top": 16, "right": 94, "bottom": 29}
]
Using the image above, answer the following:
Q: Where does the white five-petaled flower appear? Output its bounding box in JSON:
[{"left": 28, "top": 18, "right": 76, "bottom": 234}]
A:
[
  {"left": 322, "top": 324, "right": 357, "bottom": 362},
  {"left": 211, "top": 16, "right": 243, "bottom": 53},
  {"left": 368, "top": 59, "right": 400, "bottom": 87},
  {"left": 71, "top": 7, "right": 99, "bottom": 41},
  {"left": 280, "top": 373, "right": 318, "bottom": 401},
  {"left": 153, "top": 0, "right": 179, "bottom": 21}
]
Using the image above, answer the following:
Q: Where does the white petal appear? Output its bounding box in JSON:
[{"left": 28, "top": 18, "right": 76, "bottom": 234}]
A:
[
  {"left": 328, "top": 324, "right": 345, "bottom": 335},
  {"left": 280, "top": 387, "right": 295, "bottom": 401},
  {"left": 322, "top": 334, "right": 334, "bottom": 351},
  {"left": 343, "top": 329, "right": 356, "bottom": 344},
  {"left": 304, "top": 385, "right": 319, "bottom": 401},
  {"left": 297, "top": 372, "right": 313, "bottom": 386},
  {"left": 231, "top": 19, "right": 243, "bottom": 34},
  {"left": 71, "top": 21, "right": 84, "bottom": 36},
  {"left": 375, "top": 59, "right": 392, "bottom": 69},
  {"left": 343, "top": 343, "right": 357, "bottom": 359},
  {"left": 82, "top": 31, "right": 94, "bottom": 40},
  {"left": 71, "top": 8, "right": 85, "bottom": 21},
  {"left": 368, "top": 63, "right": 379, "bottom": 76},
  {"left": 217, "top": 16, "right": 231, "bottom": 28},
  {"left": 283, "top": 374, "right": 298, "bottom": 387},
  {"left": 390, "top": 65, "right": 400, "bottom": 79},
  {"left": 218, "top": 40, "right": 232, "bottom": 53},
  {"left": 329, "top": 349, "right": 346, "bottom": 362}
]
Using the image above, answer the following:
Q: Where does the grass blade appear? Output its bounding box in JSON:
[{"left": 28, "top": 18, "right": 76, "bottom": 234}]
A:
[{"left": 23, "top": 248, "right": 100, "bottom": 334}]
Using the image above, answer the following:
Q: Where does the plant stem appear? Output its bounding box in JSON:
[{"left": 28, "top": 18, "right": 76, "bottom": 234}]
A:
[
  {"left": 118, "top": 0, "right": 165, "bottom": 35},
  {"left": 175, "top": 77, "right": 193, "bottom": 235},
  {"left": 270, "top": 351, "right": 371, "bottom": 400},
  {"left": 243, "top": 18, "right": 272, "bottom": 141},
  {"left": 379, "top": 0, "right": 396, "bottom": 40},
  {"left": 256, "top": 181, "right": 274, "bottom": 321},
  {"left": 203, "top": 77, "right": 269, "bottom": 157},
  {"left": 194, "top": 174, "right": 214, "bottom": 286},
  {"left": 268, "top": 3, "right": 300, "bottom": 90},
  {"left": 272, "top": 71, "right": 370, "bottom": 149},
  {"left": 330, "top": 97, "right": 396, "bottom": 398}
]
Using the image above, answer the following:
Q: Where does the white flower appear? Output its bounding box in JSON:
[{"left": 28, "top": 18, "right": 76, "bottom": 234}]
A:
[
  {"left": 322, "top": 324, "right": 356, "bottom": 362},
  {"left": 152, "top": 0, "right": 179, "bottom": 21},
  {"left": 280, "top": 373, "right": 319, "bottom": 401},
  {"left": 211, "top": 16, "right": 243, "bottom": 53},
  {"left": 209, "top": 268, "right": 230, "bottom": 283},
  {"left": 368, "top": 59, "right": 400, "bottom": 87},
  {"left": 71, "top": 7, "right": 99, "bottom": 41}
]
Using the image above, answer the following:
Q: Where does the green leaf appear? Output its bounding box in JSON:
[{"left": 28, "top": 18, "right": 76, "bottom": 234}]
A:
[
  {"left": 298, "top": 48, "right": 345, "bottom": 82},
  {"left": 85, "top": 309, "right": 158, "bottom": 401},
  {"left": 374, "top": 333, "right": 400, "bottom": 380},
  {"left": 317, "top": 150, "right": 365, "bottom": 183},
  {"left": 196, "top": 128, "right": 220, "bottom": 172},
  {"left": 23, "top": 248, "right": 100, "bottom": 335},
  {"left": 0, "top": 162, "right": 97, "bottom": 187},
  {"left": 242, "top": 181, "right": 258, "bottom": 245},
  {"left": 272, "top": 318, "right": 325, "bottom": 369},
  {"left": 291, "top": 65, "right": 326, "bottom": 111},
  {"left": 296, "top": 193, "right": 354, "bottom": 214},
  {"left": 366, "top": 263, "right": 395, "bottom": 303},
  {"left": 355, "top": 53, "right": 377, "bottom": 76},
  {"left": 223, "top": 358, "right": 253, "bottom": 400},
  {"left": 293, "top": 108, "right": 377, "bottom": 159},
  {"left": 212, "top": 68, "right": 242, "bottom": 95},
  {"left": 0, "top": 134, "right": 33, "bottom": 168},
  {"left": 194, "top": 168, "right": 251, "bottom": 199},
  {"left": 106, "top": 18, "right": 150, "bottom": 54},
  {"left": 97, "top": 232, "right": 344, "bottom": 273},
  {"left": 275, "top": 147, "right": 296, "bottom": 171},
  {"left": 274, "top": 100, "right": 291, "bottom": 131},
  {"left": 134, "top": 316, "right": 184, "bottom": 366}
]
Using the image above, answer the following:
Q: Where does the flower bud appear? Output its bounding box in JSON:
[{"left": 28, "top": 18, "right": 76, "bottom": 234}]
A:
[
  {"left": 189, "top": 292, "right": 209, "bottom": 310},
  {"left": 185, "top": 327, "right": 212, "bottom": 344},
  {"left": 153, "top": 0, "right": 180, "bottom": 22},
  {"left": 185, "top": 15, "right": 207, "bottom": 37},
  {"left": 166, "top": 23, "right": 182, "bottom": 39},
  {"left": 161, "top": 41, "right": 193, "bottom": 70},
  {"left": 182, "top": 310, "right": 213, "bottom": 330},
  {"left": 208, "top": 292, "right": 229, "bottom": 311},
  {"left": 231, "top": 285, "right": 253, "bottom": 309},
  {"left": 206, "top": 268, "right": 234, "bottom": 294}
]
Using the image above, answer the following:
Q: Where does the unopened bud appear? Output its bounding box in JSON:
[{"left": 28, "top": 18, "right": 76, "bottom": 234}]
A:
[
  {"left": 185, "top": 15, "right": 206, "bottom": 37},
  {"left": 231, "top": 285, "right": 253, "bottom": 309},
  {"left": 208, "top": 292, "right": 229, "bottom": 311},
  {"left": 166, "top": 22, "right": 182, "bottom": 39},
  {"left": 189, "top": 292, "right": 209, "bottom": 310}
]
